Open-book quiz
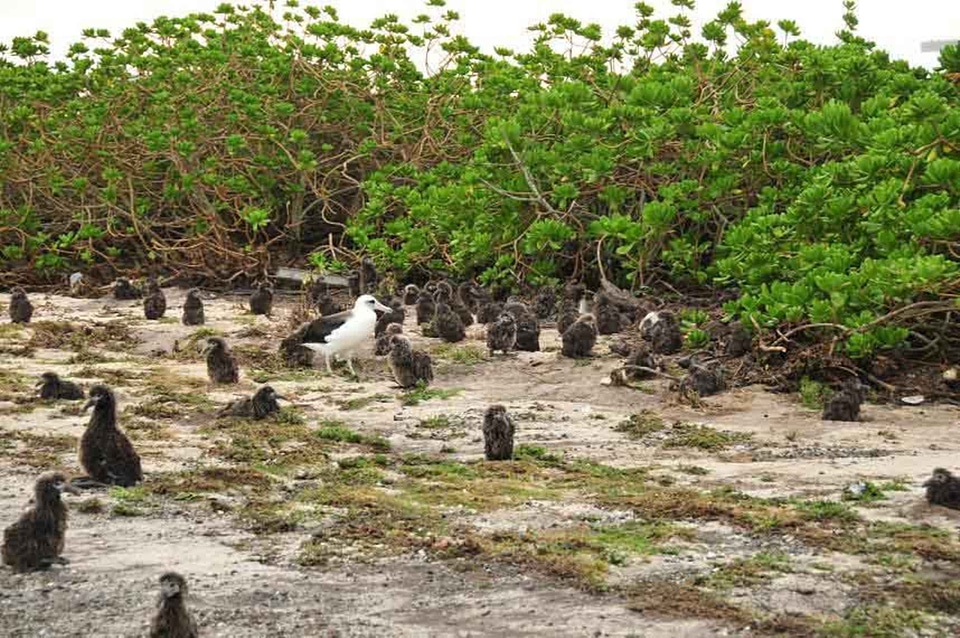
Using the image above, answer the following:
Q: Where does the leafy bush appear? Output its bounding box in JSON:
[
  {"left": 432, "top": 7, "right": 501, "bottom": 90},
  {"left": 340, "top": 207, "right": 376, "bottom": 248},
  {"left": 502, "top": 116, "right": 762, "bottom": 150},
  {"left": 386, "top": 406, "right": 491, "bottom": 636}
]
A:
[{"left": 1, "top": 1, "right": 958, "bottom": 359}]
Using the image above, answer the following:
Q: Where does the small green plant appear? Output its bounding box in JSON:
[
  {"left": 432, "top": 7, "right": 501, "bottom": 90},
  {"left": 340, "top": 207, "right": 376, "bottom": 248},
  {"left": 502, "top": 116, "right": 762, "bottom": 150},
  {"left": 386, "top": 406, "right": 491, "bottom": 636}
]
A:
[
  {"left": 682, "top": 328, "right": 710, "bottom": 350},
  {"left": 432, "top": 344, "right": 486, "bottom": 365},
  {"left": 400, "top": 382, "right": 461, "bottom": 406},
  {"left": 799, "top": 377, "right": 830, "bottom": 409},
  {"left": 614, "top": 410, "right": 665, "bottom": 438},
  {"left": 314, "top": 421, "right": 391, "bottom": 452},
  {"left": 662, "top": 423, "right": 752, "bottom": 451},
  {"left": 418, "top": 415, "right": 452, "bottom": 429}
]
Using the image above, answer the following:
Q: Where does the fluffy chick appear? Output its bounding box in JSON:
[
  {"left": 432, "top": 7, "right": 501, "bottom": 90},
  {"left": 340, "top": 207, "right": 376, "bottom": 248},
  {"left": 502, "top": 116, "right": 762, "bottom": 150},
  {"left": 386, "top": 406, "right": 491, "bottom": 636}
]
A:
[
  {"left": 504, "top": 301, "right": 540, "bottom": 352},
  {"left": 476, "top": 300, "right": 504, "bottom": 325},
  {"left": 249, "top": 283, "right": 274, "bottom": 315},
  {"left": 594, "top": 292, "right": 624, "bottom": 335},
  {"left": 80, "top": 385, "right": 143, "bottom": 487},
  {"left": 113, "top": 277, "right": 141, "bottom": 300},
  {"left": 923, "top": 468, "right": 960, "bottom": 510},
  {"left": 416, "top": 290, "right": 436, "bottom": 325},
  {"left": 403, "top": 284, "right": 421, "bottom": 306},
  {"left": 388, "top": 335, "right": 434, "bottom": 388},
  {"left": 149, "top": 572, "right": 199, "bottom": 638},
  {"left": 181, "top": 289, "right": 205, "bottom": 326},
  {"left": 8, "top": 287, "right": 34, "bottom": 323},
  {"left": 482, "top": 405, "right": 515, "bottom": 461},
  {"left": 360, "top": 257, "right": 378, "bottom": 294},
  {"left": 204, "top": 337, "right": 240, "bottom": 384},
  {"left": 37, "top": 372, "right": 84, "bottom": 401},
  {"left": 487, "top": 312, "right": 517, "bottom": 355},
  {"left": 561, "top": 314, "right": 597, "bottom": 358},
  {"left": 375, "top": 323, "right": 404, "bottom": 356},
  {"left": 2, "top": 472, "right": 79, "bottom": 572},
  {"left": 432, "top": 302, "right": 465, "bottom": 343},
  {"left": 822, "top": 378, "right": 865, "bottom": 422},
  {"left": 218, "top": 386, "right": 284, "bottom": 420},
  {"left": 143, "top": 279, "right": 166, "bottom": 320}
]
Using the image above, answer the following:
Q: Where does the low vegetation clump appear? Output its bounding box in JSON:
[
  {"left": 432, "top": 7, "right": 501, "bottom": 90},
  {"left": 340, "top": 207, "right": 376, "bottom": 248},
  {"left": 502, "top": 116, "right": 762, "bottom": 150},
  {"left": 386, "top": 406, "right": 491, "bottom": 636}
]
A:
[{"left": 400, "top": 383, "right": 462, "bottom": 406}]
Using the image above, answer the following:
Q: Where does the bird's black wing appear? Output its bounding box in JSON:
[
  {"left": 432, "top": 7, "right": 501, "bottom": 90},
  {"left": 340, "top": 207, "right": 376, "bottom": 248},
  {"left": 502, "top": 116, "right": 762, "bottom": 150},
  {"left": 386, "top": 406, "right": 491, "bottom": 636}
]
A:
[{"left": 303, "top": 310, "right": 352, "bottom": 344}]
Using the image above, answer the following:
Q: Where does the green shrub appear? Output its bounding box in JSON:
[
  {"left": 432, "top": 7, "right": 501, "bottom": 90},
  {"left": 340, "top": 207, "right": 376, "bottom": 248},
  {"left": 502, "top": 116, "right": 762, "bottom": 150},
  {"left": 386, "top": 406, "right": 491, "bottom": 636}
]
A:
[{"left": 1, "top": 1, "right": 957, "bottom": 360}]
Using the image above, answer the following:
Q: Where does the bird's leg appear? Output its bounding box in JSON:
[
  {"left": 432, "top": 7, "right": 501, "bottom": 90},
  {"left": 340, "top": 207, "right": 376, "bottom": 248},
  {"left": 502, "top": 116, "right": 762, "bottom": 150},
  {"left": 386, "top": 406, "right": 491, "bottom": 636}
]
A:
[
  {"left": 325, "top": 354, "right": 333, "bottom": 375},
  {"left": 346, "top": 356, "right": 357, "bottom": 377}
]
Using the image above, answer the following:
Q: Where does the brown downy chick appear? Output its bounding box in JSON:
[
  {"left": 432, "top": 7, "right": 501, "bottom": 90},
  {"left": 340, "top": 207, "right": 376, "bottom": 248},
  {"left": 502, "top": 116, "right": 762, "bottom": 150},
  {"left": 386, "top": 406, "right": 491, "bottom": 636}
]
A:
[
  {"left": 562, "top": 314, "right": 597, "bottom": 358},
  {"left": 181, "top": 289, "right": 205, "bottom": 326},
  {"left": 640, "top": 311, "right": 682, "bottom": 354},
  {"left": 534, "top": 287, "right": 558, "bottom": 320},
  {"left": 416, "top": 290, "right": 436, "bottom": 325},
  {"left": 432, "top": 302, "right": 466, "bottom": 343},
  {"left": 279, "top": 322, "right": 317, "bottom": 368},
  {"left": 556, "top": 305, "right": 579, "bottom": 337},
  {"left": 37, "top": 372, "right": 85, "bottom": 401},
  {"left": 346, "top": 270, "right": 361, "bottom": 298},
  {"left": 150, "top": 572, "right": 199, "bottom": 638},
  {"left": 487, "top": 312, "right": 517, "bottom": 355},
  {"left": 204, "top": 337, "right": 239, "bottom": 384},
  {"left": 307, "top": 277, "right": 339, "bottom": 316},
  {"left": 923, "top": 468, "right": 960, "bottom": 510},
  {"left": 476, "top": 300, "right": 504, "bottom": 325},
  {"left": 624, "top": 344, "right": 659, "bottom": 381},
  {"left": 249, "top": 283, "right": 274, "bottom": 315},
  {"left": 375, "top": 323, "right": 403, "bottom": 356},
  {"left": 360, "top": 257, "right": 378, "bottom": 294},
  {"left": 724, "top": 321, "right": 752, "bottom": 357},
  {"left": 504, "top": 301, "right": 540, "bottom": 352},
  {"left": 113, "top": 277, "right": 141, "bottom": 300},
  {"left": 8, "top": 287, "right": 34, "bottom": 323},
  {"left": 822, "top": 378, "right": 865, "bottom": 422},
  {"left": 450, "top": 297, "right": 474, "bottom": 328},
  {"left": 388, "top": 335, "right": 434, "bottom": 388},
  {"left": 457, "top": 282, "right": 479, "bottom": 314},
  {"left": 218, "top": 386, "right": 284, "bottom": 420},
  {"left": 402, "top": 284, "right": 420, "bottom": 306},
  {"left": 594, "top": 292, "right": 624, "bottom": 335},
  {"left": 143, "top": 279, "right": 166, "bottom": 320},
  {"left": 483, "top": 405, "right": 515, "bottom": 461},
  {"left": 2, "top": 472, "right": 79, "bottom": 572},
  {"left": 563, "top": 282, "right": 585, "bottom": 305},
  {"left": 80, "top": 385, "right": 143, "bottom": 487},
  {"left": 680, "top": 363, "right": 727, "bottom": 399},
  {"left": 434, "top": 281, "right": 454, "bottom": 304}
]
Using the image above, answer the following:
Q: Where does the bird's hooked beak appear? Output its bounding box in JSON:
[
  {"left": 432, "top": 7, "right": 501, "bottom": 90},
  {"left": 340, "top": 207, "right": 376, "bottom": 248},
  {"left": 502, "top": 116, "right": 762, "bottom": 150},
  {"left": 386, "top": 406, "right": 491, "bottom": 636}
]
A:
[
  {"left": 373, "top": 300, "right": 391, "bottom": 313},
  {"left": 82, "top": 397, "right": 97, "bottom": 413},
  {"left": 59, "top": 481, "right": 81, "bottom": 496}
]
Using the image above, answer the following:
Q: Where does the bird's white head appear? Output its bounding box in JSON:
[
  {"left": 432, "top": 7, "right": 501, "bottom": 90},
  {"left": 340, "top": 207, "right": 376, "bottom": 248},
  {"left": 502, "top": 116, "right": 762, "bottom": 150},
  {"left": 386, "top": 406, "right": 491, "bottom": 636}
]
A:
[{"left": 356, "top": 294, "right": 391, "bottom": 314}]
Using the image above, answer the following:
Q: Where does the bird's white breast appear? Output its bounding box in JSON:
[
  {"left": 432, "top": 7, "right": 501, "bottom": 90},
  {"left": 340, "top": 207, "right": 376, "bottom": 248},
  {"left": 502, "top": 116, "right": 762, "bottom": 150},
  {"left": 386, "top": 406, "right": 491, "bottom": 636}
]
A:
[{"left": 324, "top": 307, "right": 376, "bottom": 355}]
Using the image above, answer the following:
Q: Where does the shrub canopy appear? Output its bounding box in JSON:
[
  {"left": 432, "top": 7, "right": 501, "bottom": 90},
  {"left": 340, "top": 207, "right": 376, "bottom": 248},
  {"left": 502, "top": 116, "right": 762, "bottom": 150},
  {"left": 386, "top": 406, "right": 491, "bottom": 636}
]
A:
[{"left": 1, "top": 1, "right": 958, "bottom": 357}]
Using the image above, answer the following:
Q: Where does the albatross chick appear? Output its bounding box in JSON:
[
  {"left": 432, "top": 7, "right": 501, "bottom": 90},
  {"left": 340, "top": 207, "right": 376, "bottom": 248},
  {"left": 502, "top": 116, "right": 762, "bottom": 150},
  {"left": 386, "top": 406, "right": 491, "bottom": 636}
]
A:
[
  {"left": 8, "top": 287, "right": 33, "bottom": 324},
  {"left": 149, "top": 571, "right": 199, "bottom": 638},
  {"left": 37, "top": 372, "right": 84, "bottom": 401},
  {"left": 388, "top": 335, "right": 434, "bottom": 388},
  {"left": 2, "top": 472, "right": 79, "bottom": 572},
  {"left": 80, "top": 385, "right": 143, "bottom": 487}
]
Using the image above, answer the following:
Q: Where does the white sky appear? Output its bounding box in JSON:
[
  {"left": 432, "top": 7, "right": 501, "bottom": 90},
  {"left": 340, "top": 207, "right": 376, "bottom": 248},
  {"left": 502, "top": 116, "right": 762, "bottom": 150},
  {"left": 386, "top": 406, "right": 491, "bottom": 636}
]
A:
[{"left": 1, "top": 0, "right": 957, "bottom": 68}]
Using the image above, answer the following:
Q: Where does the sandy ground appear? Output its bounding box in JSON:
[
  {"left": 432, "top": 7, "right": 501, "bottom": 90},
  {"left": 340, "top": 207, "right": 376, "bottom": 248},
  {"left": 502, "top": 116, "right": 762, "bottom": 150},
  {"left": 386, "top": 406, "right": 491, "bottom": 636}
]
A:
[{"left": 0, "top": 288, "right": 958, "bottom": 637}]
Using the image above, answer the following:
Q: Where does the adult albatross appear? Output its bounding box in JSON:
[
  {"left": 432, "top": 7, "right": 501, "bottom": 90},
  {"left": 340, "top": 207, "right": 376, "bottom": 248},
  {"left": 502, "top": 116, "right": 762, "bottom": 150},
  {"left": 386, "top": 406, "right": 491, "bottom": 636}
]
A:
[{"left": 300, "top": 294, "right": 391, "bottom": 375}]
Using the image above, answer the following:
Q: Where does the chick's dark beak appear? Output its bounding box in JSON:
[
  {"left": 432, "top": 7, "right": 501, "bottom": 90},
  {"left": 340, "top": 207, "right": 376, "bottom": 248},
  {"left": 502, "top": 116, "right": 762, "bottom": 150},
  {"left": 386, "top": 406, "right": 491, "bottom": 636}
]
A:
[
  {"left": 61, "top": 482, "right": 81, "bottom": 496},
  {"left": 82, "top": 398, "right": 96, "bottom": 413}
]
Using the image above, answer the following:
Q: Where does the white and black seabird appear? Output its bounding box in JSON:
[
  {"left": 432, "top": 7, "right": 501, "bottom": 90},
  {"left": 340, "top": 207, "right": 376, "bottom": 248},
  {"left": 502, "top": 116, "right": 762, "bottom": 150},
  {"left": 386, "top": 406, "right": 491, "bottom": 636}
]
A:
[{"left": 300, "top": 294, "right": 391, "bottom": 375}]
